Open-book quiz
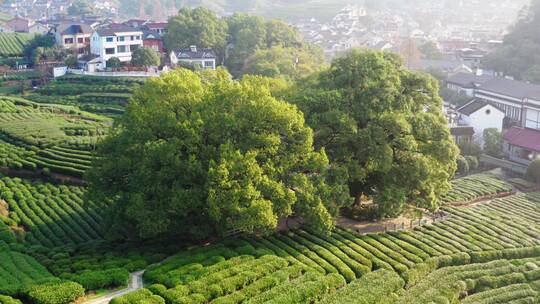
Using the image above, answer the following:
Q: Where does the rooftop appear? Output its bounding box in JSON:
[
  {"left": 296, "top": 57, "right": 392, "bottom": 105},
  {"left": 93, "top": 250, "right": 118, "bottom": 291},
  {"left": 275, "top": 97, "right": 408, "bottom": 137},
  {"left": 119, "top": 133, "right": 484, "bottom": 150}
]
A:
[
  {"left": 504, "top": 127, "right": 540, "bottom": 152},
  {"left": 446, "top": 72, "right": 493, "bottom": 88},
  {"left": 57, "top": 23, "right": 92, "bottom": 35},
  {"left": 174, "top": 47, "right": 216, "bottom": 59},
  {"left": 478, "top": 77, "right": 540, "bottom": 101},
  {"left": 96, "top": 24, "right": 141, "bottom": 36},
  {"left": 457, "top": 99, "right": 504, "bottom": 116}
]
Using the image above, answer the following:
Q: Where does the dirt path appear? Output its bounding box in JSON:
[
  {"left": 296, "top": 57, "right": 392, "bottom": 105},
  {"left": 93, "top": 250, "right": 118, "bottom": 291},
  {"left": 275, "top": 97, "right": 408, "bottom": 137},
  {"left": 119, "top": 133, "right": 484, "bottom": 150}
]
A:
[{"left": 85, "top": 270, "right": 144, "bottom": 304}]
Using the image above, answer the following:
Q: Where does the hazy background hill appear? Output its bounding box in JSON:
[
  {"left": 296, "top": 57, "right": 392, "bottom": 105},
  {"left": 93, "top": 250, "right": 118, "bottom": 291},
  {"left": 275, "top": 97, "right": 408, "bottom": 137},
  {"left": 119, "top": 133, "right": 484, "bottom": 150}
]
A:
[{"left": 117, "top": 0, "right": 407, "bottom": 22}]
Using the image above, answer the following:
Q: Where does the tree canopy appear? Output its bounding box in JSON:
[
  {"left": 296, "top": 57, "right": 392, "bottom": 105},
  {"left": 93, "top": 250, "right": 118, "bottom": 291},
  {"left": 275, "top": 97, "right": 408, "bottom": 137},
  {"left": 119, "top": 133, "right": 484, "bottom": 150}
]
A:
[
  {"left": 67, "top": 0, "right": 95, "bottom": 16},
  {"left": 165, "top": 7, "right": 228, "bottom": 60},
  {"left": 242, "top": 45, "right": 325, "bottom": 79},
  {"left": 484, "top": 0, "right": 540, "bottom": 83},
  {"left": 165, "top": 8, "right": 314, "bottom": 78},
  {"left": 286, "top": 49, "right": 458, "bottom": 217},
  {"left": 131, "top": 47, "right": 161, "bottom": 67},
  {"left": 87, "top": 69, "right": 344, "bottom": 240}
]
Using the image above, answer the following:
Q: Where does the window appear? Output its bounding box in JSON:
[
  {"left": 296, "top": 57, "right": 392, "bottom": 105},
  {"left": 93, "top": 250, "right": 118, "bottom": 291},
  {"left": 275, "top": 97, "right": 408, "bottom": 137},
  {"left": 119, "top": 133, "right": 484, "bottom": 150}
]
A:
[
  {"left": 117, "top": 45, "right": 127, "bottom": 53},
  {"left": 485, "top": 109, "right": 491, "bottom": 115},
  {"left": 64, "top": 38, "right": 74, "bottom": 44},
  {"left": 136, "top": 35, "right": 141, "bottom": 40},
  {"left": 105, "top": 48, "right": 115, "bottom": 55},
  {"left": 130, "top": 35, "right": 134, "bottom": 41},
  {"left": 106, "top": 37, "right": 114, "bottom": 42},
  {"left": 152, "top": 45, "right": 159, "bottom": 51},
  {"left": 130, "top": 44, "right": 139, "bottom": 52},
  {"left": 118, "top": 36, "right": 125, "bottom": 42},
  {"left": 204, "top": 61, "right": 213, "bottom": 68},
  {"left": 526, "top": 109, "right": 540, "bottom": 130},
  {"left": 77, "top": 37, "right": 84, "bottom": 43}
]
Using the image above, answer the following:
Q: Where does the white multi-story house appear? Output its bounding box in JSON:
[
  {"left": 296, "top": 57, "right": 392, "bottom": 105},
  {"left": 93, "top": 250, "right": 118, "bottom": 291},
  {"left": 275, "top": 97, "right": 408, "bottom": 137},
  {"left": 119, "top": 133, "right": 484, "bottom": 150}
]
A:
[{"left": 90, "top": 24, "right": 143, "bottom": 67}]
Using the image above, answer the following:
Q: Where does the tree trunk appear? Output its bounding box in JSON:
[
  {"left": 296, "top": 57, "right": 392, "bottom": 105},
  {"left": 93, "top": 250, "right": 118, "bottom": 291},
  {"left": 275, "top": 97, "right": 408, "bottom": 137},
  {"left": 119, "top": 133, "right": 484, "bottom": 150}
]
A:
[{"left": 355, "top": 193, "right": 362, "bottom": 206}]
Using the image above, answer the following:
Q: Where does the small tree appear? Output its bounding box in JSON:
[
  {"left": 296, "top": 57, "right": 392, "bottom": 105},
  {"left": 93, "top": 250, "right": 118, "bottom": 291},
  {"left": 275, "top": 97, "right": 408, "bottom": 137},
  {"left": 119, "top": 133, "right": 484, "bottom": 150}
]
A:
[
  {"left": 107, "top": 57, "right": 122, "bottom": 69},
  {"left": 64, "top": 55, "right": 78, "bottom": 68},
  {"left": 131, "top": 47, "right": 161, "bottom": 67},
  {"left": 527, "top": 158, "right": 540, "bottom": 184},
  {"left": 457, "top": 155, "right": 470, "bottom": 175},
  {"left": 483, "top": 128, "right": 503, "bottom": 157}
]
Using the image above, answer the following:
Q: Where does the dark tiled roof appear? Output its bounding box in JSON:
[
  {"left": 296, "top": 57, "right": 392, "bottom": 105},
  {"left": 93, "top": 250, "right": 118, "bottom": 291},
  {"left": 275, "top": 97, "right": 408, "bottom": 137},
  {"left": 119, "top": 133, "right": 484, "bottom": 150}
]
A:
[
  {"left": 446, "top": 72, "right": 493, "bottom": 88},
  {"left": 478, "top": 77, "right": 540, "bottom": 101},
  {"left": 457, "top": 99, "right": 488, "bottom": 116},
  {"left": 96, "top": 24, "right": 140, "bottom": 36},
  {"left": 58, "top": 23, "right": 92, "bottom": 35},
  {"left": 145, "top": 22, "right": 167, "bottom": 29},
  {"left": 143, "top": 29, "right": 162, "bottom": 40},
  {"left": 420, "top": 59, "right": 471, "bottom": 71},
  {"left": 504, "top": 127, "right": 540, "bottom": 152},
  {"left": 175, "top": 47, "right": 216, "bottom": 59}
]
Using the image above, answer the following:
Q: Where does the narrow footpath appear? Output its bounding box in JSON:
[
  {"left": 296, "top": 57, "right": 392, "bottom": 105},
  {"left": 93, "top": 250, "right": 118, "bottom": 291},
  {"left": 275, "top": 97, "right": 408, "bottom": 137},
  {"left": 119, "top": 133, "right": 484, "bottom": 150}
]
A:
[{"left": 85, "top": 270, "right": 145, "bottom": 304}]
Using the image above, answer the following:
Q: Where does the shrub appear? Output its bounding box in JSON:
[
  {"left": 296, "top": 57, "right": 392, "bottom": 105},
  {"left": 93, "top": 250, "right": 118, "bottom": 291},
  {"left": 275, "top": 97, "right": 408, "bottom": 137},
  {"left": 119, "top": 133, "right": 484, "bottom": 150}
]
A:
[
  {"left": 465, "top": 156, "right": 479, "bottom": 171},
  {"left": 456, "top": 155, "right": 469, "bottom": 175},
  {"left": 26, "top": 281, "right": 85, "bottom": 304},
  {"left": 459, "top": 142, "right": 482, "bottom": 157},
  {"left": 110, "top": 289, "right": 165, "bottom": 304},
  {"left": 0, "top": 295, "right": 22, "bottom": 304},
  {"left": 526, "top": 158, "right": 540, "bottom": 184},
  {"left": 67, "top": 268, "right": 129, "bottom": 290}
]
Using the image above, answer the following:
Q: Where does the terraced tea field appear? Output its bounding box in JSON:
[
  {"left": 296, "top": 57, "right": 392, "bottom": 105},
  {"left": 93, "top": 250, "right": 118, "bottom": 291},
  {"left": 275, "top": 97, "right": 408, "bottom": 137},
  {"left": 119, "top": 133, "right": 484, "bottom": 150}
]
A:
[
  {"left": 0, "top": 249, "right": 55, "bottom": 296},
  {"left": 442, "top": 172, "right": 515, "bottom": 204},
  {"left": 0, "top": 32, "right": 33, "bottom": 57},
  {"left": 0, "top": 176, "right": 105, "bottom": 247},
  {"left": 0, "top": 96, "right": 111, "bottom": 177},
  {"left": 107, "top": 192, "right": 540, "bottom": 304}
]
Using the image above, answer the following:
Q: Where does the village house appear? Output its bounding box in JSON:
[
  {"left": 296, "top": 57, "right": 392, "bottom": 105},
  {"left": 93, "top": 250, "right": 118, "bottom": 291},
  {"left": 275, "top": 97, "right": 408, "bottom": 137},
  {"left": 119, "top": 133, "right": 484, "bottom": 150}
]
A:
[
  {"left": 90, "top": 23, "right": 143, "bottom": 67},
  {"left": 142, "top": 29, "right": 165, "bottom": 54},
  {"left": 456, "top": 99, "right": 505, "bottom": 146},
  {"left": 54, "top": 23, "right": 93, "bottom": 55},
  {"left": 446, "top": 73, "right": 540, "bottom": 167},
  {"left": 169, "top": 46, "right": 216, "bottom": 70}
]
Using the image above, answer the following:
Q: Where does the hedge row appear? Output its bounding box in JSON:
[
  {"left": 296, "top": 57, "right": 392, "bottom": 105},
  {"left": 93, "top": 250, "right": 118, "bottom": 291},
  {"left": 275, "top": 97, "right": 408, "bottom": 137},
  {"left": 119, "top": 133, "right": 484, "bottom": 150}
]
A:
[{"left": 26, "top": 281, "right": 85, "bottom": 304}]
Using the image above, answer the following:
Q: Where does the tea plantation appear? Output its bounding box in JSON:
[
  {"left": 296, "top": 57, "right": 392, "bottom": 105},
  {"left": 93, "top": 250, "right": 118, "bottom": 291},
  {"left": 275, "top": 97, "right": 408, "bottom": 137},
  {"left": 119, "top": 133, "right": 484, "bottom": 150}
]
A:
[{"left": 0, "top": 73, "right": 538, "bottom": 303}]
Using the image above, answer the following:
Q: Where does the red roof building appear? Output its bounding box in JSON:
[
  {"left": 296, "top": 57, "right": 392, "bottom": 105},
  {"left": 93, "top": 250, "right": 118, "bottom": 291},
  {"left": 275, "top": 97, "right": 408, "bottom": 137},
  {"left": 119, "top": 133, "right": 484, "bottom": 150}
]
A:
[{"left": 503, "top": 127, "right": 540, "bottom": 165}]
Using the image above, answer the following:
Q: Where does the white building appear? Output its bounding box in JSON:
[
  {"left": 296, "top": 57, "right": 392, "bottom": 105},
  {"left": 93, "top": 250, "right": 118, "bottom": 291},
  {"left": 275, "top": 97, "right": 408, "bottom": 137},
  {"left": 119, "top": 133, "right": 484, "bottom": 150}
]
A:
[
  {"left": 169, "top": 46, "right": 216, "bottom": 70},
  {"left": 457, "top": 99, "right": 505, "bottom": 146},
  {"left": 90, "top": 24, "right": 143, "bottom": 67}
]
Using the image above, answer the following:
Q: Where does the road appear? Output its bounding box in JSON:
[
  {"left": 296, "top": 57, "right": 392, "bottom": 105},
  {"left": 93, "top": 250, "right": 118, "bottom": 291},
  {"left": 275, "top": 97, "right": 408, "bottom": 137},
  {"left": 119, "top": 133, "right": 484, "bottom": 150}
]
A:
[{"left": 86, "top": 270, "right": 145, "bottom": 304}]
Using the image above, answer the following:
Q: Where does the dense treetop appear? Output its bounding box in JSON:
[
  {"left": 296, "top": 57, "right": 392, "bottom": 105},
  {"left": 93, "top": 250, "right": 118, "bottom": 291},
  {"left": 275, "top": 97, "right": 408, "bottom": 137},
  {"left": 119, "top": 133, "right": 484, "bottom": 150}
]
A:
[
  {"left": 165, "top": 7, "right": 323, "bottom": 78},
  {"left": 286, "top": 49, "right": 459, "bottom": 217},
  {"left": 87, "top": 69, "right": 345, "bottom": 240}
]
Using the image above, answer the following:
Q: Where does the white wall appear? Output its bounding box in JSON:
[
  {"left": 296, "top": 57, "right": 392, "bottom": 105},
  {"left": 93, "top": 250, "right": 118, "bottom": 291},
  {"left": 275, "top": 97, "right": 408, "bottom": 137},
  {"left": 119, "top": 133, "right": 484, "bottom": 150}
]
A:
[
  {"left": 91, "top": 31, "right": 143, "bottom": 67},
  {"left": 465, "top": 104, "right": 505, "bottom": 146}
]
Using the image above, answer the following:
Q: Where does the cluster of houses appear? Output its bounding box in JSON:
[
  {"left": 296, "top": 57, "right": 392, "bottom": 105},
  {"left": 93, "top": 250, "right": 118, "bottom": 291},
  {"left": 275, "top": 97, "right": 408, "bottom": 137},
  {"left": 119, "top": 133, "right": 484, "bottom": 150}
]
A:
[
  {"left": 0, "top": 13, "right": 216, "bottom": 72},
  {"left": 444, "top": 72, "right": 540, "bottom": 168},
  {"left": 51, "top": 19, "right": 216, "bottom": 71}
]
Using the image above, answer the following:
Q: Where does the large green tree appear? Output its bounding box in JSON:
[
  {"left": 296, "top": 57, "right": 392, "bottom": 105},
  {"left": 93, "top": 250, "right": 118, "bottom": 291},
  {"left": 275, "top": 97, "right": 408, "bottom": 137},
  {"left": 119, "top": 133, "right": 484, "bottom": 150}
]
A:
[
  {"left": 87, "top": 69, "right": 343, "bottom": 240},
  {"left": 225, "top": 13, "right": 307, "bottom": 77},
  {"left": 242, "top": 45, "right": 325, "bottom": 79},
  {"left": 165, "top": 7, "right": 228, "bottom": 60},
  {"left": 287, "top": 49, "right": 458, "bottom": 217}
]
